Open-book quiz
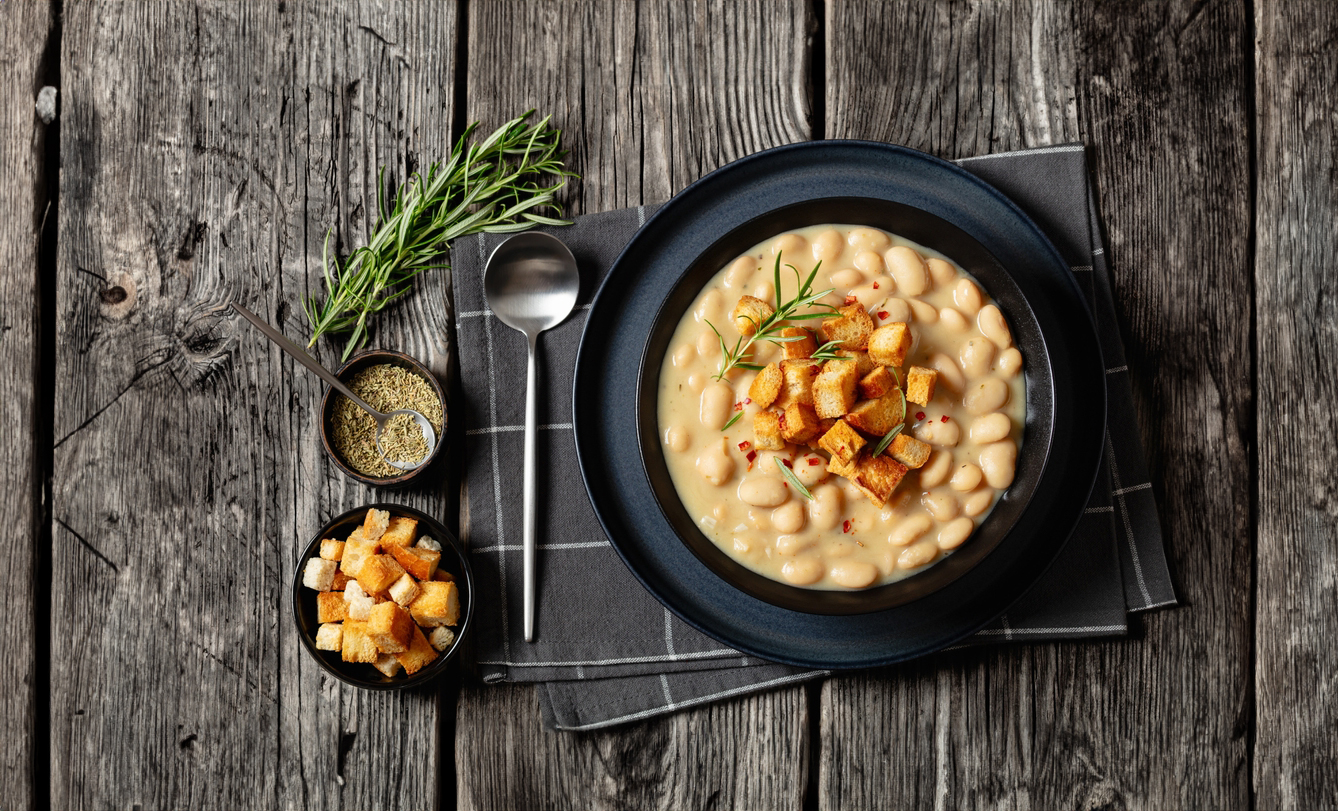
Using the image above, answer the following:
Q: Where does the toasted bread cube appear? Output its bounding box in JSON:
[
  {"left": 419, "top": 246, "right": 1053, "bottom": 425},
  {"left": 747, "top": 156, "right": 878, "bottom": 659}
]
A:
[
  {"left": 366, "top": 601, "right": 415, "bottom": 654},
  {"left": 852, "top": 455, "right": 910, "bottom": 507},
  {"left": 344, "top": 581, "right": 376, "bottom": 621},
  {"left": 302, "top": 558, "right": 337, "bottom": 592},
  {"left": 415, "top": 536, "right": 441, "bottom": 553},
  {"left": 818, "top": 419, "right": 867, "bottom": 464},
  {"left": 777, "top": 360, "right": 820, "bottom": 408},
  {"left": 433, "top": 569, "right": 456, "bottom": 583},
  {"left": 372, "top": 654, "right": 403, "bottom": 678},
  {"left": 813, "top": 360, "right": 859, "bottom": 418},
  {"left": 868, "top": 323, "right": 913, "bottom": 367},
  {"left": 316, "top": 591, "right": 348, "bottom": 623},
  {"left": 356, "top": 554, "right": 404, "bottom": 596},
  {"left": 889, "top": 433, "right": 932, "bottom": 469},
  {"left": 819, "top": 303, "right": 875, "bottom": 350},
  {"left": 905, "top": 366, "right": 938, "bottom": 406},
  {"left": 388, "top": 543, "right": 441, "bottom": 582},
  {"left": 394, "top": 625, "right": 439, "bottom": 676},
  {"left": 428, "top": 626, "right": 457, "bottom": 652},
  {"left": 753, "top": 410, "right": 786, "bottom": 451},
  {"left": 410, "top": 580, "right": 461, "bottom": 627},
  {"left": 807, "top": 418, "right": 838, "bottom": 450},
  {"left": 780, "top": 402, "right": 823, "bottom": 444},
  {"left": 779, "top": 327, "right": 817, "bottom": 360},
  {"left": 380, "top": 515, "right": 419, "bottom": 548},
  {"left": 845, "top": 394, "right": 906, "bottom": 436},
  {"left": 362, "top": 508, "right": 391, "bottom": 541},
  {"left": 340, "top": 621, "right": 379, "bottom": 664},
  {"left": 836, "top": 349, "right": 877, "bottom": 378},
  {"left": 331, "top": 570, "right": 352, "bottom": 591},
  {"left": 858, "top": 366, "right": 897, "bottom": 400},
  {"left": 387, "top": 573, "right": 421, "bottom": 608},
  {"left": 314, "top": 623, "right": 343, "bottom": 652},
  {"left": 340, "top": 537, "right": 380, "bottom": 578},
  {"left": 826, "top": 452, "right": 860, "bottom": 481},
  {"left": 319, "top": 539, "right": 345, "bottom": 561},
  {"left": 748, "top": 363, "right": 783, "bottom": 409},
  {"left": 732, "top": 295, "right": 775, "bottom": 336}
]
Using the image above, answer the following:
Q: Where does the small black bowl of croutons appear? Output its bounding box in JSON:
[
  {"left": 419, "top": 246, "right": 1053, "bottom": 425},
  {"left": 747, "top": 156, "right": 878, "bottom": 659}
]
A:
[{"left": 293, "top": 503, "right": 473, "bottom": 689}]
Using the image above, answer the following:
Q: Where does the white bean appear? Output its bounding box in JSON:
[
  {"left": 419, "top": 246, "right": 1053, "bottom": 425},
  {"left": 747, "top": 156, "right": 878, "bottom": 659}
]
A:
[
  {"left": 751, "top": 280, "right": 774, "bottom": 302},
  {"left": 939, "top": 307, "right": 970, "bottom": 333},
  {"left": 830, "top": 560, "right": 878, "bottom": 589},
  {"left": 959, "top": 337, "right": 996, "bottom": 379},
  {"left": 849, "top": 282, "right": 883, "bottom": 310},
  {"left": 848, "top": 227, "right": 891, "bottom": 252},
  {"left": 665, "top": 425, "right": 690, "bottom": 452},
  {"left": 969, "top": 413, "right": 1011, "bottom": 444},
  {"left": 953, "top": 278, "right": 984, "bottom": 315},
  {"left": 672, "top": 343, "right": 696, "bottom": 368},
  {"left": 794, "top": 453, "right": 829, "bottom": 487},
  {"left": 781, "top": 555, "right": 824, "bottom": 585},
  {"left": 997, "top": 347, "right": 1023, "bottom": 377},
  {"left": 927, "top": 257, "right": 957, "bottom": 287},
  {"left": 919, "top": 450, "right": 953, "bottom": 488},
  {"left": 950, "top": 463, "right": 983, "bottom": 492},
  {"left": 747, "top": 508, "right": 770, "bottom": 530},
  {"left": 913, "top": 418, "right": 960, "bottom": 448},
  {"left": 889, "top": 514, "right": 933, "bottom": 547},
  {"left": 724, "top": 256, "right": 755, "bottom": 289},
  {"left": 978, "top": 440, "right": 1018, "bottom": 488},
  {"left": 937, "top": 517, "right": 974, "bottom": 550},
  {"left": 978, "top": 304, "right": 1013, "bottom": 349},
  {"left": 695, "top": 440, "right": 735, "bottom": 486},
  {"left": 697, "top": 329, "right": 720, "bottom": 358},
  {"left": 687, "top": 372, "right": 708, "bottom": 393},
  {"left": 963, "top": 378, "right": 1009, "bottom": 414},
  {"left": 928, "top": 352, "right": 966, "bottom": 392},
  {"left": 854, "top": 250, "right": 885, "bottom": 275},
  {"left": 898, "top": 540, "right": 939, "bottom": 569},
  {"left": 771, "top": 502, "right": 807, "bottom": 534},
  {"left": 773, "top": 232, "right": 807, "bottom": 257},
  {"left": 700, "top": 382, "right": 734, "bottom": 429},
  {"left": 824, "top": 539, "right": 857, "bottom": 558},
  {"left": 962, "top": 490, "right": 993, "bottom": 517},
  {"left": 775, "top": 533, "right": 811, "bottom": 555},
  {"left": 808, "top": 484, "right": 843, "bottom": 530},
  {"left": 908, "top": 299, "right": 939, "bottom": 324},
  {"left": 922, "top": 489, "right": 960, "bottom": 522},
  {"left": 812, "top": 229, "right": 844, "bottom": 262},
  {"left": 880, "top": 297, "right": 912, "bottom": 324},
  {"left": 829, "top": 268, "right": 864, "bottom": 289},
  {"left": 694, "top": 289, "right": 724, "bottom": 323},
  {"left": 886, "top": 246, "right": 929, "bottom": 295},
  {"left": 738, "top": 475, "right": 789, "bottom": 507}
]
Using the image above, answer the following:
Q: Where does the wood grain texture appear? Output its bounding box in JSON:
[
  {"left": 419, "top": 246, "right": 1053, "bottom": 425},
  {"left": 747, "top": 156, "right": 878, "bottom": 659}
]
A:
[
  {"left": 1254, "top": 2, "right": 1338, "bottom": 808},
  {"left": 50, "top": 3, "right": 457, "bottom": 809},
  {"left": 0, "top": 3, "right": 54, "bottom": 810},
  {"left": 454, "top": 1, "right": 812, "bottom": 809},
  {"left": 822, "top": 1, "right": 1252, "bottom": 808}
]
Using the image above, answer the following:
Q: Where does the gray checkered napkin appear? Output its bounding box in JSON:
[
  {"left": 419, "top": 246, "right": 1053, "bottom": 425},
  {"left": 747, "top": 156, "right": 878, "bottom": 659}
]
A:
[{"left": 450, "top": 144, "right": 1176, "bottom": 731}]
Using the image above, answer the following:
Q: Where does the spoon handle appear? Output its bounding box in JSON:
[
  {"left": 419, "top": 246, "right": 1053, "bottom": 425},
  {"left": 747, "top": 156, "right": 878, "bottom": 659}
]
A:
[
  {"left": 232, "top": 303, "right": 382, "bottom": 417},
  {"left": 523, "top": 335, "right": 539, "bottom": 642}
]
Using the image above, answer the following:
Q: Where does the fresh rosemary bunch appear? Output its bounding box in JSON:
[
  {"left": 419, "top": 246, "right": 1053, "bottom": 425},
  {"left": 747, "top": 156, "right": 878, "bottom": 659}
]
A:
[
  {"left": 304, "top": 110, "right": 577, "bottom": 360},
  {"left": 704, "top": 254, "right": 837, "bottom": 381}
]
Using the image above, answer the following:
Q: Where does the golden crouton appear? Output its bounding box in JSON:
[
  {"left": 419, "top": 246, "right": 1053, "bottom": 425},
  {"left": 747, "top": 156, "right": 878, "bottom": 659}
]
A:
[
  {"left": 331, "top": 570, "right": 353, "bottom": 591},
  {"left": 780, "top": 402, "right": 823, "bottom": 444},
  {"left": 868, "top": 322, "right": 913, "bottom": 367},
  {"left": 776, "top": 360, "right": 820, "bottom": 408},
  {"left": 826, "top": 452, "right": 860, "bottom": 481},
  {"left": 394, "top": 625, "right": 439, "bottom": 676},
  {"left": 748, "top": 363, "right": 783, "bottom": 409},
  {"left": 388, "top": 543, "right": 441, "bottom": 582},
  {"left": 319, "top": 539, "right": 345, "bottom": 561},
  {"left": 315, "top": 623, "right": 343, "bottom": 652},
  {"left": 302, "top": 558, "right": 337, "bottom": 592},
  {"left": 428, "top": 626, "right": 457, "bottom": 652},
  {"left": 813, "top": 360, "right": 859, "bottom": 418},
  {"left": 379, "top": 515, "right": 419, "bottom": 548},
  {"left": 889, "top": 433, "right": 932, "bottom": 469},
  {"left": 316, "top": 591, "right": 348, "bottom": 624},
  {"left": 372, "top": 654, "right": 403, "bottom": 678},
  {"left": 366, "top": 601, "right": 415, "bottom": 654},
  {"left": 779, "top": 327, "right": 816, "bottom": 360},
  {"left": 340, "top": 537, "right": 380, "bottom": 578},
  {"left": 410, "top": 580, "right": 461, "bottom": 627},
  {"left": 807, "top": 418, "right": 838, "bottom": 451},
  {"left": 362, "top": 508, "right": 391, "bottom": 541},
  {"left": 753, "top": 410, "right": 786, "bottom": 450},
  {"left": 836, "top": 349, "right": 876, "bottom": 378},
  {"left": 905, "top": 365, "right": 938, "bottom": 406},
  {"left": 818, "top": 303, "right": 875, "bottom": 350},
  {"left": 433, "top": 569, "right": 456, "bottom": 583},
  {"left": 852, "top": 455, "right": 910, "bottom": 507},
  {"left": 340, "top": 621, "right": 379, "bottom": 664},
  {"left": 732, "top": 295, "right": 775, "bottom": 336},
  {"left": 818, "top": 420, "right": 867, "bottom": 464},
  {"left": 845, "top": 394, "right": 906, "bottom": 436},
  {"left": 356, "top": 554, "right": 405, "bottom": 596},
  {"left": 388, "top": 573, "right": 421, "bottom": 608},
  {"left": 858, "top": 366, "right": 897, "bottom": 400}
]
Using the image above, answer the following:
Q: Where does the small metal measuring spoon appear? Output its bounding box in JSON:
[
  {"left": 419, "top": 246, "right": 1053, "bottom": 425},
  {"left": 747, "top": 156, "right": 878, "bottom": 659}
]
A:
[
  {"left": 483, "top": 232, "right": 580, "bottom": 643},
  {"left": 232, "top": 303, "right": 436, "bottom": 471}
]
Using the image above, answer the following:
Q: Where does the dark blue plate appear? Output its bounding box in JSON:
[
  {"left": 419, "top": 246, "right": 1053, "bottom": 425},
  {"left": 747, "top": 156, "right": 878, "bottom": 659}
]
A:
[{"left": 572, "top": 141, "right": 1104, "bottom": 668}]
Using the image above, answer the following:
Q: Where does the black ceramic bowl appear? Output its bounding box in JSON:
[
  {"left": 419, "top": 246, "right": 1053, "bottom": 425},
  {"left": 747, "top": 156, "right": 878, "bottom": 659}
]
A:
[
  {"left": 292, "top": 503, "right": 473, "bottom": 689},
  {"left": 319, "top": 350, "right": 447, "bottom": 488}
]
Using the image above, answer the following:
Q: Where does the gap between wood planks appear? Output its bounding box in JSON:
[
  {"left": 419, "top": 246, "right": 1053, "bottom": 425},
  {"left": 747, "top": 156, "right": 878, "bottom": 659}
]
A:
[{"left": 1243, "top": 0, "right": 1260, "bottom": 806}]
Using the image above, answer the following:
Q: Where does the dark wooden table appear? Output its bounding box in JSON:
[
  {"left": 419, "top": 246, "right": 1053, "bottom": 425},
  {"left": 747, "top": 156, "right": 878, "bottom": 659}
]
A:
[{"left": 2, "top": 1, "right": 1333, "bottom": 808}]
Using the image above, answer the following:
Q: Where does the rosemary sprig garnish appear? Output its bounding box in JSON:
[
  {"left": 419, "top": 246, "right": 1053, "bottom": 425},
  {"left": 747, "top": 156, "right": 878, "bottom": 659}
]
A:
[
  {"left": 304, "top": 110, "right": 578, "bottom": 361},
  {"left": 774, "top": 456, "right": 813, "bottom": 500},
  {"left": 722, "top": 411, "right": 743, "bottom": 431},
  {"left": 871, "top": 423, "right": 904, "bottom": 457},
  {"left": 809, "top": 340, "right": 846, "bottom": 362},
  {"left": 704, "top": 254, "right": 836, "bottom": 381}
]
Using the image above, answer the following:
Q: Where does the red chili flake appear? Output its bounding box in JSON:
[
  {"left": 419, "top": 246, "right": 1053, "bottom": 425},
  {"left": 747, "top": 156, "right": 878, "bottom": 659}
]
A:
[
  {"left": 744, "top": 398, "right": 752, "bottom": 405},
  {"left": 746, "top": 450, "right": 757, "bottom": 462},
  {"left": 843, "top": 520, "right": 852, "bottom": 534},
  {"left": 941, "top": 415, "right": 949, "bottom": 423},
  {"left": 872, "top": 281, "right": 880, "bottom": 289},
  {"left": 738, "top": 441, "right": 751, "bottom": 451},
  {"left": 782, "top": 459, "right": 793, "bottom": 469},
  {"left": 915, "top": 411, "right": 926, "bottom": 421},
  {"left": 808, "top": 458, "right": 821, "bottom": 466},
  {"left": 844, "top": 295, "right": 858, "bottom": 305},
  {"left": 733, "top": 401, "right": 745, "bottom": 412},
  {"left": 877, "top": 310, "right": 890, "bottom": 320}
]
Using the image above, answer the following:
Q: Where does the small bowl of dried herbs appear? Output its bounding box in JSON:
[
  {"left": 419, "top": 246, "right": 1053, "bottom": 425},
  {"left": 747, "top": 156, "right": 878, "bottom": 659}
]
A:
[{"left": 320, "top": 350, "right": 447, "bottom": 487}]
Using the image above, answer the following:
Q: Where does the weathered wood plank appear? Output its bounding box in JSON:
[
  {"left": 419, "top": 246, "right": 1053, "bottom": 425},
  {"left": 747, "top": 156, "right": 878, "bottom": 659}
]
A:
[
  {"left": 821, "top": 1, "right": 1252, "bottom": 808},
  {"left": 51, "top": 3, "right": 456, "bottom": 809},
  {"left": 1254, "top": 3, "right": 1338, "bottom": 808},
  {"left": 0, "top": 3, "right": 55, "bottom": 809},
  {"left": 454, "top": 1, "right": 812, "bottom": 809}
]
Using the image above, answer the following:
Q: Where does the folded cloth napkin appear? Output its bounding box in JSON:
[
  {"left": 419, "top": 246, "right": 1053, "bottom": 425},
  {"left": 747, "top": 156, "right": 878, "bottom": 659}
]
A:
[{"left": 450, "top": 144, "right": 1176, "bottom": 731}]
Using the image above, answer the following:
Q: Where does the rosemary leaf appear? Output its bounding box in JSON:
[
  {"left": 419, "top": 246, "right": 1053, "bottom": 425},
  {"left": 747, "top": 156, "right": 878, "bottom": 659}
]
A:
[
  {"left": 774, "top": 456, "right": 813, "bottom": 500},
  {"left": 722, "top": 411, "right": 744, "bottom": 431},
  {"left": 871, "top": 423, "right": 905, "bottom": 457}
]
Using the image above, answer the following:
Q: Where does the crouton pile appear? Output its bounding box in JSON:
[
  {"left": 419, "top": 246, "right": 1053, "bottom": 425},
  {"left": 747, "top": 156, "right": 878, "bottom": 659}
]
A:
[
  {"left": 746, "top": 300, "right": 940, "bottom": 508},
  {"left": 301, "top": 509, "right": 461, "bottom": 678}
]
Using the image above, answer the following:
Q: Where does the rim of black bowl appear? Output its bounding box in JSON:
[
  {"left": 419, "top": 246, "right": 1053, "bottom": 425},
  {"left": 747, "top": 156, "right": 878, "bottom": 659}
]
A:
[
  {"left": 292, "top": 503, "right": 474, "bottom": 689},
  {"left": 319, "top": 350, "right": 447, "bottom": 488}
]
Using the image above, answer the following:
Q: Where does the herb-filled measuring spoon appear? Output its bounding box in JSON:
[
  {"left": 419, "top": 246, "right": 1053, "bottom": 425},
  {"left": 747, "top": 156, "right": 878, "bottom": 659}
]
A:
[
  {"left": 483, "top": 232, "right": 580, "bottom": 643},
  {"left": 232, "top": 303, "right": 436, "bottom": 471}
]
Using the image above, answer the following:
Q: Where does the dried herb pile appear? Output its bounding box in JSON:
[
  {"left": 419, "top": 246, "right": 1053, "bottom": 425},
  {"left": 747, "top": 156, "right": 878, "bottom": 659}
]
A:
[{"left": 331, "top": 365, "right": 444, "bottom": 477}]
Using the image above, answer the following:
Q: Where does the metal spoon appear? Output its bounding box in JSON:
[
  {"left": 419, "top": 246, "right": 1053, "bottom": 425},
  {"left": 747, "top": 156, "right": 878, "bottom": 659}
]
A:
[
  {"left": 232, "top": 303, "right": 436, "bottom": 471},
  {"left": 483, "top": 232, "right": 580, "bottom": 642}
]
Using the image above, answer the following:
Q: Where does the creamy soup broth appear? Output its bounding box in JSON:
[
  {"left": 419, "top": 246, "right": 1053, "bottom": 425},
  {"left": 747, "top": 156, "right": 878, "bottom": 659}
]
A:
[{"left": 656, "top": 224, "right": 1025, "bottom": 590}]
